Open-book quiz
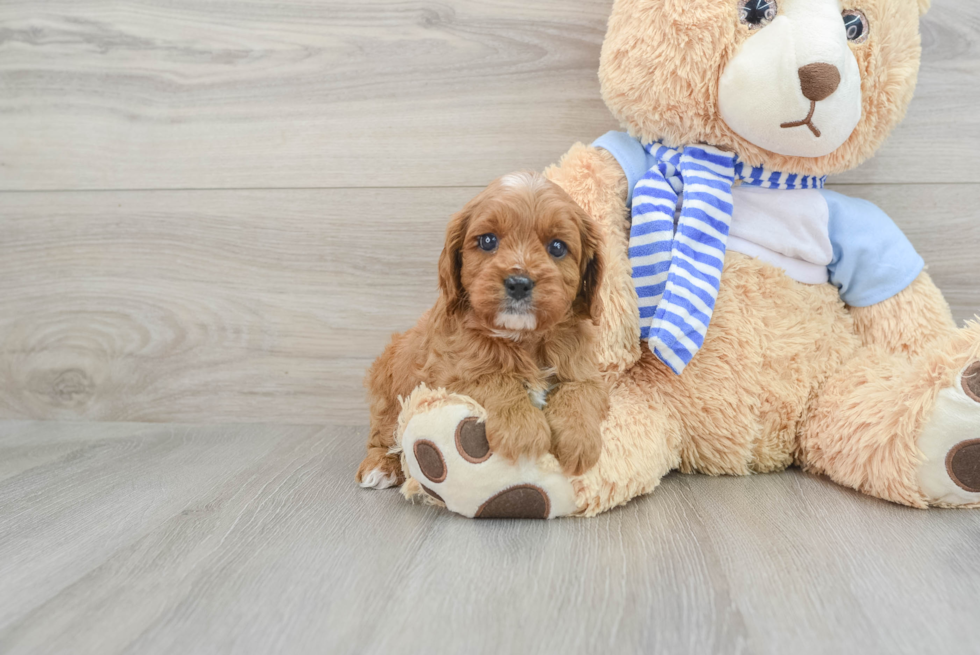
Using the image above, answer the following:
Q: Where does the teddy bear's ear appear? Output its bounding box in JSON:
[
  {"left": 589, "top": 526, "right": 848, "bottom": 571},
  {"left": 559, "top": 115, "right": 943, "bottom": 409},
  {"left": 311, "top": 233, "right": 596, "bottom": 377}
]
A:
[{"left": 917, "top": 0, "right": 930, "bottom": 16}]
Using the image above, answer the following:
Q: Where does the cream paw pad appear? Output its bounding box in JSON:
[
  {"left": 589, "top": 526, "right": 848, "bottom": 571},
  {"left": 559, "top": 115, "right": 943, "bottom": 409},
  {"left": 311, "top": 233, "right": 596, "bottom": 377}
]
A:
[
  {"left": 394, "top": 385, "right": 578, "bottom": 519},
  {"left": 917, "top": 362, "right": 980, "bottom": 507}
]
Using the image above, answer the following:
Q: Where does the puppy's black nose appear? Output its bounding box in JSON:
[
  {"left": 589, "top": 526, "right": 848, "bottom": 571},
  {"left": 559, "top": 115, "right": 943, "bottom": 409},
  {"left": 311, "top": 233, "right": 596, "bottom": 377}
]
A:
[{"left": 504, "top": 275, "right": 535, "bottom": 301}]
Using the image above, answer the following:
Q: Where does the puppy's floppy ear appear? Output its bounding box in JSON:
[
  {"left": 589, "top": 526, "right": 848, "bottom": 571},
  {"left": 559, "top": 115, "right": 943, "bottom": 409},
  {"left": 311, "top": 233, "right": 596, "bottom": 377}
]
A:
[
  {"left": 573, "top": 209, "right": 604, "bottom": 323},
  {"left": 438, "top": 206, "right": 470, "bottom": 315}
]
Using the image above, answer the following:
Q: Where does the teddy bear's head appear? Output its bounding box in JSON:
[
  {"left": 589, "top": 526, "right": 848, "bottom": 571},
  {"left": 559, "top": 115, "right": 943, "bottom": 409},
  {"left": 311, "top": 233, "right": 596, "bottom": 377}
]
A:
[{"left": 599, "top": 0, "right": 929, "bottom": 175}]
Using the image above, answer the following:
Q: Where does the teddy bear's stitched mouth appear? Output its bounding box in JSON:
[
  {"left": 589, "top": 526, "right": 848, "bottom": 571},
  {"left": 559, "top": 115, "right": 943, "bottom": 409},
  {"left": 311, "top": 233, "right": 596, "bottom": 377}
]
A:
[{"left": 780, "top": 100, "right": 822, "bottom": 138}]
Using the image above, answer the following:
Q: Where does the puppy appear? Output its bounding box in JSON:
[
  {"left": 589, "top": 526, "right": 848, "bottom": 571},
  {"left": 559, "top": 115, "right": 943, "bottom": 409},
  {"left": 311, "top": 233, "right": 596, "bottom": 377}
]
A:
[{"left": 357, "top": 172, "right": 609, "bottom": 489}]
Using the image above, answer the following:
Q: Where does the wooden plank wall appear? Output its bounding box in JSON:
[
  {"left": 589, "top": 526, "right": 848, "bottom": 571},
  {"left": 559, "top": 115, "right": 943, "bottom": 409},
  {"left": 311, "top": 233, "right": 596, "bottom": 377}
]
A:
[{"left": 1, "top": 0, "right": 978, "bottom": 425}]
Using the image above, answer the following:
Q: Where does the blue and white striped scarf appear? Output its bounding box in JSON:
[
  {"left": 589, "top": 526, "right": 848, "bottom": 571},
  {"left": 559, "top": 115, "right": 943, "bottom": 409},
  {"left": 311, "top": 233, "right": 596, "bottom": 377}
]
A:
[{"left": 631, "top": 142, "right": 826, "bottom": 374}]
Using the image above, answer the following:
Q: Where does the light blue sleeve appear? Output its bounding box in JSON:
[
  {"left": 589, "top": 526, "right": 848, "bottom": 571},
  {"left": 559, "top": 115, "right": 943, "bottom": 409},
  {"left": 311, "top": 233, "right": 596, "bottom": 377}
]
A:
[
  {"left": 592, "top": 131, "right": 652, "bottom": 207},
  {"left": 821, "top": 189, "right": 924, "bottom": 307}
]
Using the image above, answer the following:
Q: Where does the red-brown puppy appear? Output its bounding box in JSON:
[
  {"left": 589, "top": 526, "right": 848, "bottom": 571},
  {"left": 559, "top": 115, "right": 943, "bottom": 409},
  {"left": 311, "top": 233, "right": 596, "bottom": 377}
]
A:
[{"left": 357, "top": 172, "right": 609, "bottom": 489}]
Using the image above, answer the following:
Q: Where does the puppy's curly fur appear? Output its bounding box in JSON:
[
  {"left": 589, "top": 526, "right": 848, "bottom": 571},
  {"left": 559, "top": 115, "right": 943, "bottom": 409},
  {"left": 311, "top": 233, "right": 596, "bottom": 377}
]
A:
[{"left": 357, "top": 172, "right": 610, "bottom": 488}]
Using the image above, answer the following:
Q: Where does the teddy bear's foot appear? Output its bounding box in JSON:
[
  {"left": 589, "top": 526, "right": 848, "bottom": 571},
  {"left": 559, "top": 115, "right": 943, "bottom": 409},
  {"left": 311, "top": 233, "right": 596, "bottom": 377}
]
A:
[
  {"left": 395, "top": 386, "right": 578, "bottom": 519},
  {"left": 917, "top": 361, "right": 980, "bottom": 507}
]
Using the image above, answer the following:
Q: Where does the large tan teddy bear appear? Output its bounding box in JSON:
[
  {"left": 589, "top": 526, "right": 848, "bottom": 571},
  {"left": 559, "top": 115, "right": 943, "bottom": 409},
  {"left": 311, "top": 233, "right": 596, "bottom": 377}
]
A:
[{"left": 374, "top": 0, "right": 980, "bottom": 518}]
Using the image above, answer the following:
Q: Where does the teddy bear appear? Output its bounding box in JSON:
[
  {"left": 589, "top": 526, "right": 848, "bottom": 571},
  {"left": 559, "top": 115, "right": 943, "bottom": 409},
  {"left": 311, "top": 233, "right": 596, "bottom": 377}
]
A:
[{"left": 368, "top": 0, "right": 980, "bottom": 518}]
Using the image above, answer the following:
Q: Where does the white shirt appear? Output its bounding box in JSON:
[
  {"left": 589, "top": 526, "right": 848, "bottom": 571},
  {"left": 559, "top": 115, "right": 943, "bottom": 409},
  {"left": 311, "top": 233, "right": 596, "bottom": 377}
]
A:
[{"left": 728, "top": 186, "right": 832, "bottom": 285}]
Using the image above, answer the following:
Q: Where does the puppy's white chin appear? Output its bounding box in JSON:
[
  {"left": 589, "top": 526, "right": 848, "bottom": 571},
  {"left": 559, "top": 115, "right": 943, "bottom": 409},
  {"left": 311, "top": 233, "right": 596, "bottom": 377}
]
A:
[{"left": 494, "top": 312, "right": 537, "bottom": 331}]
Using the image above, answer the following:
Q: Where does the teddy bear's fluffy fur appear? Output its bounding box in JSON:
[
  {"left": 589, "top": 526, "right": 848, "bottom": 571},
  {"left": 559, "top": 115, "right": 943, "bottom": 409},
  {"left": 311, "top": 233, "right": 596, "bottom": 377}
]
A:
[
  {"left": 600, "top": 0, "right": 928, "bottom": 176},
  {"left": 547, "top": 145, "right": 978, "bottom": 514},
  {"left": 377, "top": 0, "right": 980, "bottom": 516}
]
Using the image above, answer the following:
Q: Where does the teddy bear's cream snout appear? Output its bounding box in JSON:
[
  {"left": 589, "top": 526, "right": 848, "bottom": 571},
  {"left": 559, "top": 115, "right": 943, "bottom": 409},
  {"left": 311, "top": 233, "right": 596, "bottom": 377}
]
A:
[{"left": 719, "top": 0, "right": 863, "bottom": 158}]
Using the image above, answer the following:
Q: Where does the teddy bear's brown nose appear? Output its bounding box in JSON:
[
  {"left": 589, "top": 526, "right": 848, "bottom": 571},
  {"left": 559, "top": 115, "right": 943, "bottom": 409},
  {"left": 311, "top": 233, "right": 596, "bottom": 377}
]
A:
[{"left": 798, "top": 63, "right": 841, "bottom": 102}]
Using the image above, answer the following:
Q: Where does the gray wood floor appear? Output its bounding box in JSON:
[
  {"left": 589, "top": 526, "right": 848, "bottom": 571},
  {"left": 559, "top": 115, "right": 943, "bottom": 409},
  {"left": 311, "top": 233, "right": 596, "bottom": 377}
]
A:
[
  {"left": 1, "top": 420, "right": 979, "bottom": 655},
  {"left": 2, "top": 0, "right": 980, "bottom": 653}
]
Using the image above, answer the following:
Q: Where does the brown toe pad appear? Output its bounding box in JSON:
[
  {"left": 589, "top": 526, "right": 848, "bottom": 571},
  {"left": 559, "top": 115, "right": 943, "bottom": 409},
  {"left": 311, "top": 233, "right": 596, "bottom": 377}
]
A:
[
  {"left": 963, "top": 362, "right": 980, "bottom": 403},
  {"left": 413, "top": 440, "right": 447, "bottom": 483},
  {"left": 455, "top": 417, "right": 491, "bottom": 463},
  {"left": 947, "top": 439, "right": 980, "bottom": 493},
  {"left": 476, "top": 485, "right": 550, "bottom": 519}
]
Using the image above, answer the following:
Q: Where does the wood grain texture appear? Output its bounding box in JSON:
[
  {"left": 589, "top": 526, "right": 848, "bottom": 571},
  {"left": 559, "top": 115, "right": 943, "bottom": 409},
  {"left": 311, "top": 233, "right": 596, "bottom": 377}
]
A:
[
  {"left": 0, "top": 0, "right": 977, "bottom": 190},
  {"left": 0, "top": 187, "right": 468, "bottom": 424},
  {"left": 0, "top": 184, "right": 977, "bottom": 425},
  {"left": 1, "top": 420, "right": 978, "bottom": 655},
  {"left": 0, "top": 0, "right": 616, "bottom": 191}
]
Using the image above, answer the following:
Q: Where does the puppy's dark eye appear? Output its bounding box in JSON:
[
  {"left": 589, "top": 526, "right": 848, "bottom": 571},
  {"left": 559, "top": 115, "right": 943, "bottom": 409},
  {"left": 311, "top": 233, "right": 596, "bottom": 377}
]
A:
[
  {"left": 547, "top": 239, "right": 568, "bottom": 259},
  {"left": 477, "top": 233, "right": 498, "bottom": 252},
  {"left": 842, "top": 10, "right": 869, "bottom": 44},
  {"left": 738, "top": 0, "right": 777, "bottom": 28}
]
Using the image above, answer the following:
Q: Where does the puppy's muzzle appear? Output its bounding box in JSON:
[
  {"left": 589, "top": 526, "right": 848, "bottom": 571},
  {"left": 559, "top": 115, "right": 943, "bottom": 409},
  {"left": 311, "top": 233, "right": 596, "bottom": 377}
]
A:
[{"left": 504, "top": 275, "right": 535, "bottom": 302}]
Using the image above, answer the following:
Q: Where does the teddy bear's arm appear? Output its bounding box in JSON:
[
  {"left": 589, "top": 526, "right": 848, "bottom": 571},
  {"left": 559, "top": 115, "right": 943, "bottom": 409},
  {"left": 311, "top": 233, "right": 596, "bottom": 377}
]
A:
[
  {"left": 848, "top": 271, "right": 958, "bottom": 358},
  {"left": 544, "top": 144, "right": 642, "bottom": 374},
  {"left": 822, "top": 191, "right": 957, "bottom": 359}
]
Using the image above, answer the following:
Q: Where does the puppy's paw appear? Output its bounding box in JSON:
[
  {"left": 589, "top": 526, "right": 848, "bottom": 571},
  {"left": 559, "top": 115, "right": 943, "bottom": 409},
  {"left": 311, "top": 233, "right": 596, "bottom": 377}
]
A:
[
  {"left": 356, "top": 448, "right": 405, "bottom": 489},
  {"left": 544, "top": 381, "right": 608, "bottom": 476},
  {"left": 549, "top": 395, "right": 604, "bottom": 475},
  {"left": 552, "top": 426, "right": 602, "bottom": 477},
  {"left": 485, "top": 408, "right": 552, "bottom": 465}
]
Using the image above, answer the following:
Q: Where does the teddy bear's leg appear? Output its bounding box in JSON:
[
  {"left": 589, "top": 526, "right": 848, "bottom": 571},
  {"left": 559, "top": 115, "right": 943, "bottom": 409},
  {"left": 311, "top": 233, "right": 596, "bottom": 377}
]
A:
[
  {"left": 848, "top": 271, "right": 957, "bottom": 358},
  {"left": 570, "top": 370, "right": 682, "bottom": 517},
  {"left": 799, "top": 321, "right": 980, "bottom": 508},
  {"left": 395, "top": 378, "right": 682, "bottom": 519},
  {"left": 544, "top": 145, "right": 642, "bottom": 373}
]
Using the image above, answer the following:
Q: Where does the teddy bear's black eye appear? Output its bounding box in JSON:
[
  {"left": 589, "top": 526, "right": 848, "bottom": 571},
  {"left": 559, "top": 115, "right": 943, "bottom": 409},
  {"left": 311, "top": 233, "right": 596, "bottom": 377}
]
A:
[
  {"left": 477, "top": 234, "right": 498, "bottom": 252},
  {"left": 842, "top": 10, "right": 869, "bottom": 44},
  {"left": 739, "top": 0, "right": 777, "bottom": 28},
  {"left": 547, "top": 239, "right": 568, "bottom": 259}
]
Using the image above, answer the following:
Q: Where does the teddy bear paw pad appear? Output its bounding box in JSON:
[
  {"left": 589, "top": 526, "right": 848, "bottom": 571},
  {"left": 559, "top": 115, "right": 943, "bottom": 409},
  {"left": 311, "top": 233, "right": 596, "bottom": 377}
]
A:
[
  {"left": 476, "top": 485, "right": 551, "bottom": 519},
  {"left": 916, "top": 362, "right": 980, "bottom": 506},
  {"left": 398, "top": 398, "right": 577, "bottom": 519},
  {"left": 455, "top": 417, "right": 492, "bottom": 463},
  {"left": 946, "top": 440, "right": 980, "bottom": 494},
  {"left": 413, "top": 440, "right": 447, "bottom": 483}
]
